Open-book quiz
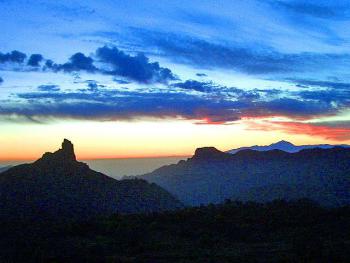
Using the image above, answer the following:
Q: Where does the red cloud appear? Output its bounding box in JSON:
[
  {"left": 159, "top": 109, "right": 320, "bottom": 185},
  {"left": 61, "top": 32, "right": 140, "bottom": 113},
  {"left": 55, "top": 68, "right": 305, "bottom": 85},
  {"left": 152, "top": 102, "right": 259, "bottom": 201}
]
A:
[{"left": 248, "top": 121, "right": 350, "bottom": 141}]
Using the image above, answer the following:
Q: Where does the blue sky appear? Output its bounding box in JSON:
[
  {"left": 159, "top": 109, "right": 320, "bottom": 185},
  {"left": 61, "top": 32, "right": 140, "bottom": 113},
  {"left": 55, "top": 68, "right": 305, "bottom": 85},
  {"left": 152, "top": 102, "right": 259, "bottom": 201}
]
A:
[{"left": 1, "top": 0, "right": 350, "bottom": 158}]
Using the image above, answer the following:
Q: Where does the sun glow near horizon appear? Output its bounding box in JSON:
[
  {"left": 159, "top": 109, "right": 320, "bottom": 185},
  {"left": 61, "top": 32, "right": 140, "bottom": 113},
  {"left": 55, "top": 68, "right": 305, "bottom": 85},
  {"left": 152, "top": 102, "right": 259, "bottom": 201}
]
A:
[
  {"left": 1, "top": 0, "right": 350, "bottom": 161},
  {"left": 1, "top": 117, "right": 348, "bottom": 161}
]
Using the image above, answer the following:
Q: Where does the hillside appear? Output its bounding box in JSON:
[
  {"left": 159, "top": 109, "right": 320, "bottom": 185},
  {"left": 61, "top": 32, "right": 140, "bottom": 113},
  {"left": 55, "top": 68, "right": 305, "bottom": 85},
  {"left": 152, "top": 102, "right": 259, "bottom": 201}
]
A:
[
  {"left": 139, "top": 146, "right": 350, "bottom": 206},
  {"left": 0, "top": 165, "right": 11, "bottom": 173},
  {"left": 1, "top": 199, "right": 349, "bottom": 262},
  {"left": 0, "top": 139, "right": 183, "bottom": 220}
]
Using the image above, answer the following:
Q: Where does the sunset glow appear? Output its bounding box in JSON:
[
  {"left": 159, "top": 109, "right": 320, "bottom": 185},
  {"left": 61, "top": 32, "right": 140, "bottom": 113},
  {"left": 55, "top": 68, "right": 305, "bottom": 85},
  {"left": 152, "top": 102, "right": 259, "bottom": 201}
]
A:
[
  {"left": 1, "top": 117, "right": 349, "bottom": 161},
  {"left": 1, "top": 1, "right": 350, "bottom": 160}
]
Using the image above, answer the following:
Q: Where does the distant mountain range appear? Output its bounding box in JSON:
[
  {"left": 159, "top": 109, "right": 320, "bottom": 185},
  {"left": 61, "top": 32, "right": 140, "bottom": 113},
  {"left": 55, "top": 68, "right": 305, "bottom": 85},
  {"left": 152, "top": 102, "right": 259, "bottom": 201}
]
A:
[
  {"left": 0, "top": 139, "right": 182, "bottom": 220},
  {"left": 228, "top": 140, "right": 350, "bottom": 154},
  {"left": 139, "top": 146, "right": 350, "bottom": 207}
]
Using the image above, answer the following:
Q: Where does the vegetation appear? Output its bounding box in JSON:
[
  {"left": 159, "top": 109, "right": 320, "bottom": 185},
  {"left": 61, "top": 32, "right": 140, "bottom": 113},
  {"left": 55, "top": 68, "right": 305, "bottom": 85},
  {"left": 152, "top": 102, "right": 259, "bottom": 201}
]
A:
[{"left": 1, "top": 199, "right": 349, "bottom": 262}]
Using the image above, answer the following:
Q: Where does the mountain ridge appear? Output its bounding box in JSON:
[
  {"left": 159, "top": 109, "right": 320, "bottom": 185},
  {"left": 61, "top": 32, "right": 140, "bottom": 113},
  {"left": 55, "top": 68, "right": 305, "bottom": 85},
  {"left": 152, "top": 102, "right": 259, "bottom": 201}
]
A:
[
  {"left": 139, "top": 145, "right": 350, "bottom": 206},
  {"left": 0, "top": 139, "right": 183, "bottom": 220},
  {"left": 228, "top": 140, "right": 350, "bottom": 154}
]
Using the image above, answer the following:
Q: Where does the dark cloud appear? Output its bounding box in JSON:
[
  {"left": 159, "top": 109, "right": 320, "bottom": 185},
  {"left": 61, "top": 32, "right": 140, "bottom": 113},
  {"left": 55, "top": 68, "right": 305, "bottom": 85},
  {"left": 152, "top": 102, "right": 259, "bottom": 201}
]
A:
[
  {"left": 289, "top": 79, "right": 350, "bottom": 89},
  {"left": 95, "top": 46, "right": 177, "bottom": 83},
  {"left": 37, "top": 84, "right": 60, "bottom": 92},
  {"left": 254, "top": 89, "right": 282, "bottom": 96},
  {"left": 113, "top": 78, "right": 131, "bottom": 84},
  {"left": 0, "top": 77, "right": 3, "bottom": 84},
  {"left": 297, "top": 89, "right": 350, "bottom": 105},
  {"left": 224, "top": 87, "right": 260, "bottom": 100},
  {"left": 44, "top": 59, "right": 55, "bottom": 69},
  {"left": 58, "top": 52, "right": 96, "bottom": 72},
  {"left": 86, "top": 80, "right": 98, "bottom": 92},
  {"left": 286, "top": 78, "right": 350, "bottom": 106},
  {"left": 171, "top": 80, "right": 262, "bottom": 102},
  {"left": 254, "top": 98, "right": 336, "bottom": 118},
  {"left": 196, "top": 73, "right": 207, "bottom": 77},
  {"left": 1, "top": 47, "right": 176, "bottom": 84},
  {"left": 27, "top": 54, "right": 44, "bottom": 67},
  {"left": 0, "top": 50, "right": 26, "bottom": 63},
  {"left": 172, "top": 80, "right": 217, "bottom": 92},
  {"left": 1, "top": 82, "right": 340, "bottom": 124},
  {"left": 11, "top": 88, "right": 244, "bottom": 123}
]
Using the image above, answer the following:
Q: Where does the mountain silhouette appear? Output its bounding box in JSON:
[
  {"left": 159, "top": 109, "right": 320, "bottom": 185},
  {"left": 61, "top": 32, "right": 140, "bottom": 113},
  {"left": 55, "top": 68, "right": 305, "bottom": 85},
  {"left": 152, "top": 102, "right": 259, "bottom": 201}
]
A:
[
  {"left": 0, "top": 139, "right": 182, "bottom": 220},
  {"left": 139, "top": 146, "right": 350, "bottom": 206},
  {"left": 228, "top": 140, "right": 350, "bottom": 154}
]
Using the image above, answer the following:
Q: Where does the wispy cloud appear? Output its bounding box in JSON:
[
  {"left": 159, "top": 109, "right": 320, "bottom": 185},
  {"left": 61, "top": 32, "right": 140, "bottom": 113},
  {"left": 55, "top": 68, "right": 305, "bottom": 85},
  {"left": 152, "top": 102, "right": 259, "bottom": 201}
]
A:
[
  {"left": 0, "top": 80, "right": 343, "bottom": 126},
  {"left": 37, "top": 84, "right": 60, "bottom": 92},
  {"left": 118, "top": 29, "right": 350, "bottom": 75},
  {"left": 248, "top": 120, "right": 350, "bottom": 141},
  {"left": 271, "top": 1, "right": 350, "bottom": 19}
]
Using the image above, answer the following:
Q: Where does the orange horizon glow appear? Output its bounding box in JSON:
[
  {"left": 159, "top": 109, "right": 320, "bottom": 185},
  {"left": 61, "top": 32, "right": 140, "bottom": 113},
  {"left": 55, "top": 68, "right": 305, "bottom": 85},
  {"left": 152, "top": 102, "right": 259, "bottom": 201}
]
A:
[
  {"left": 1, "top": 118, "right": 350, "bottom": 162},
  {"left": 0, "top": 154, "right": 190, "bottom": 162},
  {"left": 0, "top": 146, "right": 194, "bottom": 162}
]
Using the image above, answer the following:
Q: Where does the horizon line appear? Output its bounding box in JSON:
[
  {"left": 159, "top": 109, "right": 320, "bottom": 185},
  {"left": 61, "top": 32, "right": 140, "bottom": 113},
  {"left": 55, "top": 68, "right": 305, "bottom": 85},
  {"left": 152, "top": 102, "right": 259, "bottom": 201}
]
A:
[{"left": 0, "top": 154, "right": 190, "bottom": 162}]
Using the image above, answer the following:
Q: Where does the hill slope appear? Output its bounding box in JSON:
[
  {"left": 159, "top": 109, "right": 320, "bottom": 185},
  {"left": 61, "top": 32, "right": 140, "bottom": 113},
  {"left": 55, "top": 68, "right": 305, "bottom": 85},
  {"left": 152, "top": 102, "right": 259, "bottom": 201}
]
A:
[
  {"left": 139, "top": 146, "right": 350, "bottom": 206},
  {"left": 0, "top": 165, "right": 12, "bottom": 173},
  {"left": 0, "top": 139, "right": 182, "bottom": 220}
]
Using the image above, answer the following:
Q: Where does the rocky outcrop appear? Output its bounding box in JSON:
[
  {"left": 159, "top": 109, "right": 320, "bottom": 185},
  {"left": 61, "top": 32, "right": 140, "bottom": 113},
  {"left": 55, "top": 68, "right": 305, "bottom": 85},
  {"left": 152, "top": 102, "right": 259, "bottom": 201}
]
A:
[{"left": 0, "top": 140, "right": 183, "bottom": 221}]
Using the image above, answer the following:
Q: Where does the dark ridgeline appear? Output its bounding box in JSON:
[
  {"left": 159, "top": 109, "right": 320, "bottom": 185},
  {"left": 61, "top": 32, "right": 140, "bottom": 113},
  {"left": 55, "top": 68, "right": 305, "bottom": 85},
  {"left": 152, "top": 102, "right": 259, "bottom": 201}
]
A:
[
  {"left": 0, "top": 139, "right": 183, "bottom": 221},
  {"left": 139, "top": 146, "right": 350, "bottom": 206}
]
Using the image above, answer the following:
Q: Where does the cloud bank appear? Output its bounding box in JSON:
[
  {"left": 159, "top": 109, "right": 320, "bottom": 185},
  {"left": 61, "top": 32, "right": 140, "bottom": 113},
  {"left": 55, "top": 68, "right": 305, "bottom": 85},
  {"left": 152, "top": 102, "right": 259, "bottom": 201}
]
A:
[{"left": 0, "top": 46, "right": 177, "bottom": 84}]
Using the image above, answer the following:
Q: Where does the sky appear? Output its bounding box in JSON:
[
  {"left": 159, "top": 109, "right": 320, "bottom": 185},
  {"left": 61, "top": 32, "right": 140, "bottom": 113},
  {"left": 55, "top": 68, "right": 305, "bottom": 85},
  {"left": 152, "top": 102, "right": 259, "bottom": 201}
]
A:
[{"left": 1, "top": 0, "right": 350, "bottom": 160}]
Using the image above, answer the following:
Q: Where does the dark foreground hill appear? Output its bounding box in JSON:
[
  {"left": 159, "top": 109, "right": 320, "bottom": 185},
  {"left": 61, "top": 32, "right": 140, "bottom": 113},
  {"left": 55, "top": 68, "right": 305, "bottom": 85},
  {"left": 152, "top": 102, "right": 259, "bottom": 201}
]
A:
[
  {"left": 139, "top": 146, "right": 350, "bottom": 206},
  {"left": 0, "top": 139, "right": 182, "bottom": 220},
  {"left": 1, "top": 199, "right": 349, "bottom": 262}
]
